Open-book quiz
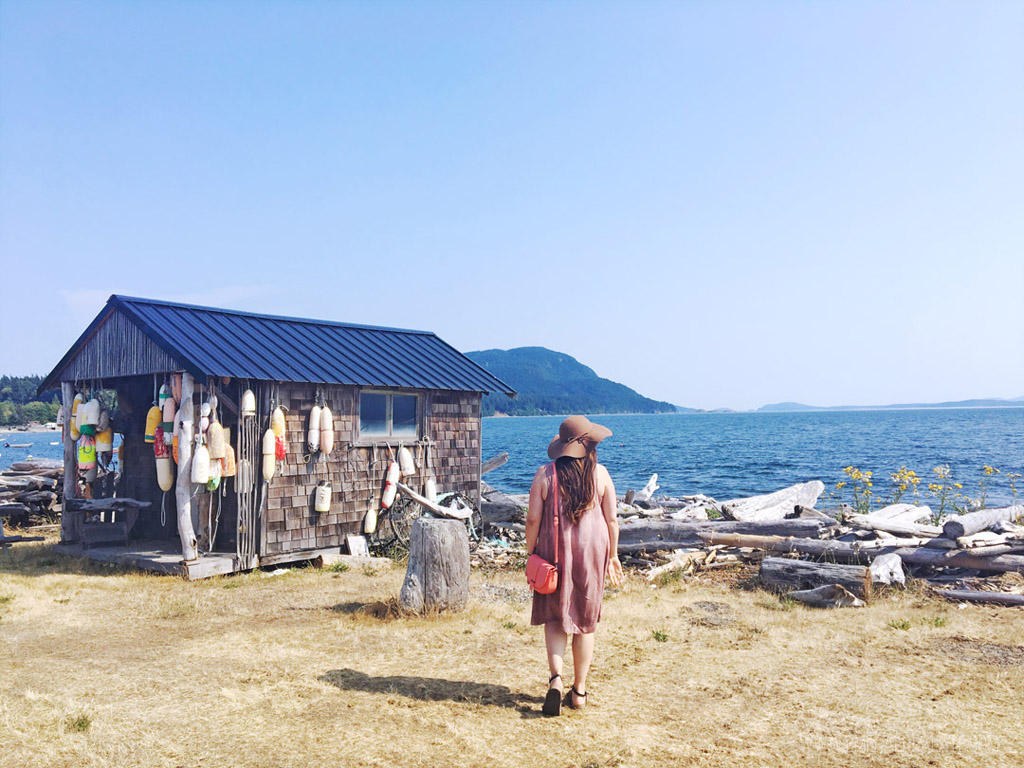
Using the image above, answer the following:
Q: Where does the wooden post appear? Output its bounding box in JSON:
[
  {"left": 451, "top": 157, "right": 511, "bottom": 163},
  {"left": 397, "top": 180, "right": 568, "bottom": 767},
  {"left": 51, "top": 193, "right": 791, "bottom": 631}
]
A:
[
  {"left": 399, "top": 518, "right": 470, "bottom": 613},
  {"left": 175, "top": 373, "right": 199, "bottom": 562},
  {"left": 60, "top": 382, "right": 78, "bottom": 543}
]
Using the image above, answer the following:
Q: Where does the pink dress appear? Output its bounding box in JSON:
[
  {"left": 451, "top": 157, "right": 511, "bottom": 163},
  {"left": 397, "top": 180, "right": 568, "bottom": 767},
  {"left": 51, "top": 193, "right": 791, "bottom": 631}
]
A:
[{"left": 531, "top": 462, "right": 610, "bottom": 634}]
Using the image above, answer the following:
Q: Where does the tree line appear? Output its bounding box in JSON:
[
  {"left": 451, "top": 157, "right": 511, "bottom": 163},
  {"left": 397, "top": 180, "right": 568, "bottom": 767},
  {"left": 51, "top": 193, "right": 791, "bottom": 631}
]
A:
[{"left": 0, "top": 375, "right": 61, "bottom": 426}]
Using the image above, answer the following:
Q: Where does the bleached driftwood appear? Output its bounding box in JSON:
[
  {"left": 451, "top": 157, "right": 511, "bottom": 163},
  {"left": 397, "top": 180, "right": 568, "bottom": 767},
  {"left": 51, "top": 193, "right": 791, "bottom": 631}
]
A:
[
  {"left": 62, "top": 382, "right": 78, "bottom": 543},
  {"left": 789, "top": 584, "right": 866, "bottom": 608},
  {"left": 760, "top": 556, "right": 872, "bottom": 599},
  {"left": 645, "top": 549, "right": 706, "bottom": 581},
  {"left": 175, "top": 373, "right": 199, "bottom": 563},
  {"left": 618, "top": 518, "right": 832, "bottom": 555},
  {"left": 848, "top": 514, "right": 942, "bottom": 538},
  {"left": 395, "top": 483, "right": 472, "bottom": 520},
  {"left": 892, "top": 547, "right": 1024, "bottom": 574},
  {"left": 869, "top": 504, "right": 934, "bottom": 524},
  {"left": 480, "top": 453, "right": 509, "bottom": 475},
  {"left": 635, "top": 474, "right": 660, "bottom": 503},
  {"left": 721, "top": 481, "right": 825, "bottom": 522},
  {"left": 869, "top": 553, "right": 905, "bottom": 586},
  {"left": 942, "top": 506, "right": 1023, "bottom": 540}
]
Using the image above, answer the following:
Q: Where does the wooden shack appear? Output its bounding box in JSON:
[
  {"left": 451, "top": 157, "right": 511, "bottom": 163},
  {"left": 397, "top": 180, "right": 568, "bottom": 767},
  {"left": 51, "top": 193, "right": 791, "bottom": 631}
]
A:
[{"left": 39, "top": 295, "right": 514, "bottom": 579}]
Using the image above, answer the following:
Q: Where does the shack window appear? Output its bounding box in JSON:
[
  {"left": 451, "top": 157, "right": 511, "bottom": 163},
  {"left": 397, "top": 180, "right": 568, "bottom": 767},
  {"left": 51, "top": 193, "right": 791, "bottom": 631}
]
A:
[{"left": 359, "top": 391, "right": 419, "bottom": 439}]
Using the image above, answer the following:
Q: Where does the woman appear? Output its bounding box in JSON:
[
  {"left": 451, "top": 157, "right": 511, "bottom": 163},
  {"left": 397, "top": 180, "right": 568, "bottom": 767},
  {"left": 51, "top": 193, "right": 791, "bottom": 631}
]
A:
[{"left": 525, "top": 415, "right": 623, "bottom": 716}]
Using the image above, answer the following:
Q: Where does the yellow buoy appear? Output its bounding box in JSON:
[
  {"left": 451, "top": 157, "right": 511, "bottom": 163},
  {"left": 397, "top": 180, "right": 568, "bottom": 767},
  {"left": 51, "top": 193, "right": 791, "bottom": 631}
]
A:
[
  {"left": 144, "top": 406, "right": 161, "bottom": 444},
  {"left": 77, "top": 436, "right": 97, "bottom": 469},
  {"left": 95, "top": 428, "right": 113, "bottom": 455}
]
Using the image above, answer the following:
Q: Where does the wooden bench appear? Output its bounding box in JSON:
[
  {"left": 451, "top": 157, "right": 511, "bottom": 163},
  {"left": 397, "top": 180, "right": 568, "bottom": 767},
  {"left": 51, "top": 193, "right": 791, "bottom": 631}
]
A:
[{"left": 64, "top": 498, "right": 151, "bottom": 549}]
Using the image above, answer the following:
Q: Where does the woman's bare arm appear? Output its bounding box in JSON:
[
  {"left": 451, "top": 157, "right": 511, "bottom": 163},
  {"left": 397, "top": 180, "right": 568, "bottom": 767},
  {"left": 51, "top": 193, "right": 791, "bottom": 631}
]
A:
[
  {"left": 525, "top": 465, "right": 547, "bottom": 555},
  {"left": 599, "top": 465, "right": 623, "bottom": 586}
]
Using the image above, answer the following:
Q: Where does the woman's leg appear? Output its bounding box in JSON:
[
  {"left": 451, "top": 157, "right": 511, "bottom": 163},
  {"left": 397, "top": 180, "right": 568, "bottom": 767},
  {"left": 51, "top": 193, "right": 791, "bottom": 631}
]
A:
[
  {"left": 570, "top": 632, "right": 596, "bottom": 707},
  {"left": 544, "top": 622, "right": 567, "bottom": 691}
]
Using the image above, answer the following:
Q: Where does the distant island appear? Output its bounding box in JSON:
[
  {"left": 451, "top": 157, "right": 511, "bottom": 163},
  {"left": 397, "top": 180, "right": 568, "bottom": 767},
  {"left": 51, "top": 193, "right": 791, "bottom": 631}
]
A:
[
  {"left": 467, "top": 347, "right": 686, "bottom": 417},
  {"left": 756, "top": 396, "right": 1024, "bottom": 413}
]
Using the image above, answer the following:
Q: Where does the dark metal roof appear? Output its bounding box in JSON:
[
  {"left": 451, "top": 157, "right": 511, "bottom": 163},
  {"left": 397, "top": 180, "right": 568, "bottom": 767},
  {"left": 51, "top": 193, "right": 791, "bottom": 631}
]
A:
[{"left": 41, "top": 295, "right": 516, "bottom": 395}]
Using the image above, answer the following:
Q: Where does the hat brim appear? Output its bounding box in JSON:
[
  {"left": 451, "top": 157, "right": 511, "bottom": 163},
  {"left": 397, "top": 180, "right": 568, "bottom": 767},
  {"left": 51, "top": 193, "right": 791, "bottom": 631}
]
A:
[{"left": 547, "top": 422, "right": 612, "bottom": 460}]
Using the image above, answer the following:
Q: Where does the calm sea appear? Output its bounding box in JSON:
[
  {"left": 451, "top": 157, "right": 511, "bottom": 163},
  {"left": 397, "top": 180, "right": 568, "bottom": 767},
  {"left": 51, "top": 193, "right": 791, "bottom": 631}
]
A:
[
  {"left": 4, "top": 408, "right": 1022, "bottom": 506},
  {"left": 481, "top": 409, "right": 1024, "bottom": 506}
]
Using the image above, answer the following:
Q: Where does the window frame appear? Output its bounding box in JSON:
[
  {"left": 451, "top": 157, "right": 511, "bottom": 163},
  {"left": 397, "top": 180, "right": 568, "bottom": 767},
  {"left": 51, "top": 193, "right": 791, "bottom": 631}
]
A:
[{"left": 356, "top": 389, "right": 421, "bottom": 443}]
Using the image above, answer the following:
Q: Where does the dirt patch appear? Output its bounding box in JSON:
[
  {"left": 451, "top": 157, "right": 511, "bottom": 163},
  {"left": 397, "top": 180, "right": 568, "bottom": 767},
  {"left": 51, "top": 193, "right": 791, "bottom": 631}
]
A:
[
  {"left": 471, "top": 583, "right": 532, "bottom": 605},
  {"left": 682, "top": 600, "right": 735, "bottom": 627},
  {"left": 932, "top": 636, "right": 1024, "bottom": 667}
]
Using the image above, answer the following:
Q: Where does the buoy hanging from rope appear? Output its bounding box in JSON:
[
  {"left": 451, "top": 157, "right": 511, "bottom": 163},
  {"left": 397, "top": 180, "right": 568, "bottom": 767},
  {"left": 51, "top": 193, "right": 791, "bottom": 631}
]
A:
[
  {"left": 272, "top": 407, "right": 286, "bottom": 461},
  {"left": 161, "top": 397, "right": 176, "bottom": 442},
  {"left": 206, "top": 456, "right": 222, "bottom": 491},
  {"left": 261, "top": 429, "right": 277, "bottom": 481},
  {"left": 319, "top": 405, "right": 334, "bottom": 455},
  {"left": 70, "top": 393, "right": 84, "bottom": 442},
  {"left": 145, "top": 406, "right": 161, "bottom": 444},
  {"left": 192, "top": 440, "right": 211, "bottom": 485},
  {"left": 398, "top": 445, "right": 415, "bottom": 477},
  {"left": 171, "top": 373, "right": 182, "bottom": 404},
  {"left": 241, "top": 389, "right": 256, "bottom": 416},
  {"left": 200, "top": 401, "right": 211, "bottom": 435},
  {"left": 158, "top": 383, "right": 171, "bottom": 407},
  {"left": 95, "top": 427, "right": 113, "bottom": 457},
  {"left": 363, "top": 507, "right": 378, "bottom": 535},
  {"left": 207, "top": 420, "right": 225, "bottom": 460},
  {"left": 380, "top": 460, "right": 400, "bottom": 509},
  {"left": 425, "top": 478, "right": 438, "bottom": 503},
  {"left": 307, "top": 405, "right": 321, "bottom": 454},
  {"left": 314, "top": 481, "right": 332, "bottom": 513},
  {"left": 98, "top": 408, "right": 110, "bottom": 433},
  {"left": 77, "top": 435, "right": 97, "bottom": 469}
]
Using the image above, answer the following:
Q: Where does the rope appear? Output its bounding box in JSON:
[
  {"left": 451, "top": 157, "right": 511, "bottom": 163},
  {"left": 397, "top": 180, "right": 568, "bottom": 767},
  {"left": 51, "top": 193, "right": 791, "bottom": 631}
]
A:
[{"left": 160, "top": 491, "right": 167, "bottom": 528}]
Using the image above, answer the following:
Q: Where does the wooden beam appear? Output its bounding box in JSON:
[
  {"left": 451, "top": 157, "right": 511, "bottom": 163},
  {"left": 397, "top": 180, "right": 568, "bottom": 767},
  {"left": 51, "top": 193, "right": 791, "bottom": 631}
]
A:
[
  {"left": 61, "top": 382, "right": 78, "bottom": 543},
  {"left": 175, "top": 373, "right": 199, "bottom": 562},
  {"left": 480, "top": 452, "right": 508, "bottom": 475}
]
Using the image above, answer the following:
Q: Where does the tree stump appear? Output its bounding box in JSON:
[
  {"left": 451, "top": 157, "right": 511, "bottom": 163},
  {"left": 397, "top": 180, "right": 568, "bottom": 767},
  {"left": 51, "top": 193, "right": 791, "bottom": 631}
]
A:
[{"left": 399, "top": 518, "right": 470, "bottom": 613}]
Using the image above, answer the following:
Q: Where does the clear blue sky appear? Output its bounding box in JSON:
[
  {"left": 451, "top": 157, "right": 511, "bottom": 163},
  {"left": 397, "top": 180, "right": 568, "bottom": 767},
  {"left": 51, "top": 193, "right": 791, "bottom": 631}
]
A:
[{"left": 2, "top": 1, "right": 1021, "bottom": 411}]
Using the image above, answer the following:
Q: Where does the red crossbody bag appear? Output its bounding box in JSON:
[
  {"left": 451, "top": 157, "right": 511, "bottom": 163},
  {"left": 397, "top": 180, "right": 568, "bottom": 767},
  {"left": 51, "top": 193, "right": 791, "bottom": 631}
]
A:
[{"left": 526, "top": 465, "right": 560, "bottom": 594}]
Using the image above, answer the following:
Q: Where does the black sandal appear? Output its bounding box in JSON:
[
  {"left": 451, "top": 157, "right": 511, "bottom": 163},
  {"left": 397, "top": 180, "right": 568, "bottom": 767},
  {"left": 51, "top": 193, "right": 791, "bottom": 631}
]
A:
[
  {"left": 542, "top": 674, "right": 562, "bottom": 716},
  {"left": 564, "top": 686, "right": 587, "bottom": 710}
]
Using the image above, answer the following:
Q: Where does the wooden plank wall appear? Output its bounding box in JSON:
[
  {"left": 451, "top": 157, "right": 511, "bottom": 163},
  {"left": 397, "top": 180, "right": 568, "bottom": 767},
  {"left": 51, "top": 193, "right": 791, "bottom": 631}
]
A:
[{"left": 264, "top": 384, "right": 482, "bottom": 556}]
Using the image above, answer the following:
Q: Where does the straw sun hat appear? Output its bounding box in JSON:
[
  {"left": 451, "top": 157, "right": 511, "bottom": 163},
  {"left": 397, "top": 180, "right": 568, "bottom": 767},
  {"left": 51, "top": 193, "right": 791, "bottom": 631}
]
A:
[{"left": 547, "top": 415, "right": 613, "bottom": 460}]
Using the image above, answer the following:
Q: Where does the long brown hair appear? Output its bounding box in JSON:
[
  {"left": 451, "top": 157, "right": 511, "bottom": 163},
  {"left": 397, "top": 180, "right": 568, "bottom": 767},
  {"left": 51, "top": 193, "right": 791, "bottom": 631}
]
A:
[{"left": 555, "top": 449, "right": 597, "bottom": 524}]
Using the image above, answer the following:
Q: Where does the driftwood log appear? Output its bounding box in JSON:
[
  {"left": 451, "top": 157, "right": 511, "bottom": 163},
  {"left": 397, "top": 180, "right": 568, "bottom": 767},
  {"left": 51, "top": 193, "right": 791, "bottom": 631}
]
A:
[
  {"left": 175, "top": 373, "right": 199, "bottom": 562},
  {"left": 936, "top": 589, "right": 1024, "bottom": 607},
  {"left": 399, "top": 518, "right": 470, "bottom": 613},
  {"left": 942, "top": 506, "right": 1023, "bottom": 540},
  {"left": 789, "top": 584, "right": 866, "bottom": 608},
  {"left": 61, "top": 382, "right": 78, "bottom": 542},
  {"left": 760, "top": 556, "right": 872, "bottom": 599},
  {"left": 848, "top": 514, "right": 942, "bottom": 538},
  {"left": 721, "top": 481, "right": 825, "bottom": 522},
  {"left": 618, "top": 518, "right": 832, "bottom": 555},
  {"left": 480, "top": 453, "right": 509, "bottom": 475},
  {"left": 891, "top": 547, "right": 1024, "bottom": 573}
]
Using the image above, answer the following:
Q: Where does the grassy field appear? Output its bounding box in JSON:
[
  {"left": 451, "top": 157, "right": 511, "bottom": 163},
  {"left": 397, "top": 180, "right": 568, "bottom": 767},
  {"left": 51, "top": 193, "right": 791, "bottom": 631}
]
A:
[{"left": 2, "top": 536, "right": 1023, "bottom": 768}]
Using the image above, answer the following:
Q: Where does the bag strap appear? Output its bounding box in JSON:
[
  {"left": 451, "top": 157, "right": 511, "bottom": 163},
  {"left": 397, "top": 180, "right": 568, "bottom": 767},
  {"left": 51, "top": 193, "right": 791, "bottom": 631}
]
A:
[{"left": 550, "top": 462, "right": 560, "bottom": 567}]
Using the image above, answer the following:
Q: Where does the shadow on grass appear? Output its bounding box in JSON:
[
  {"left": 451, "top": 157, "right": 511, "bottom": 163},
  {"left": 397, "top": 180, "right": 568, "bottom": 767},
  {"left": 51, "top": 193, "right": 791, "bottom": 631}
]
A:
[
  {"left": 319, "top": 668, "right": 546, "bottom": 717},
  {"left": 0, "top": 540, "right": 142, "bottom": 578}
]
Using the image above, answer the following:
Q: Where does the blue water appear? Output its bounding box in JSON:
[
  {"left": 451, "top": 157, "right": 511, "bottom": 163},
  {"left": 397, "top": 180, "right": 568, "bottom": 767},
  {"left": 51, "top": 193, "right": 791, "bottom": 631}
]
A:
[
  {"left": 481, "top": 409, "right": 1024, "bottom": 505},
  {"left": 6, "top": 409, "right": 1022, "bottom": 506}
]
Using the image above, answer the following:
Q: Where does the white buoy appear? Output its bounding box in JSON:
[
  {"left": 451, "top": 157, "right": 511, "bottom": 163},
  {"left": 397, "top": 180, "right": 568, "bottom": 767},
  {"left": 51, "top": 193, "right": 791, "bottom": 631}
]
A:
[
  {"left": 156, "top": 456, "right": 175, "bottom": 492},
  {"left": 314, "top": 481, "right": 332, "bottom": 513},
  {"left": 207, "top": 421, "right": 226, "bottom": 460},
  {"left": 398, "top": 446, "right": 416, "bottom": 477},
  {"left": 380, "top": 461, "right": 400, "bottom": 509},
  {"left": 241, "top": 389, "right": 256, "bottom": 416},
  {"left": 261, "top": 429, "right": 276, "bottom": 481},
  {"left": 192, "top": 442, "right": 211, "bottom": 484},
  {"left": 363, "top": 508, "right": 378, "bottom": 535},
  {"left": 319, "top": 405, "right": 334, "bottom": 455},
  {"left": 307, "top": 405, "right": 321, "bottom": 454},
  {"left": 424, "top": 478, "right": 438, "bottom": 503}
]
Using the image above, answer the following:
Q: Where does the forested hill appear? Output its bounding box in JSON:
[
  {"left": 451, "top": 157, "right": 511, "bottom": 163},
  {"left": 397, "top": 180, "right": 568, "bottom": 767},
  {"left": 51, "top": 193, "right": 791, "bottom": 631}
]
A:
[{"left": 467, "top": 347, "right": 682, "bottom": 417}]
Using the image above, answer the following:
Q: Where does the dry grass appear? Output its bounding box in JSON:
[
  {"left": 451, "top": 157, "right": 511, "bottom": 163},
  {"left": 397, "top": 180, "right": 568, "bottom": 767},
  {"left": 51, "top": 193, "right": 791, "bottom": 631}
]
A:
[{"left": 3, "top": 536, "right": 1024, "bottom": 768}]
